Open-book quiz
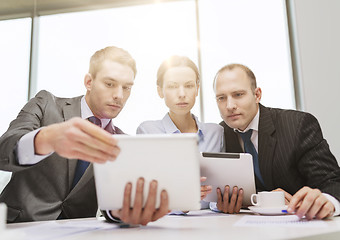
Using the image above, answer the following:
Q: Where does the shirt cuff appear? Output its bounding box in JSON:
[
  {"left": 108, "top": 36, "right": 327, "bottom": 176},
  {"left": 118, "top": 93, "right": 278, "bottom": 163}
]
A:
[
  {"left": 105, "top": 210, "right": 123, "bottom": 223},
  {"left": 17, "top": 128, "right": 53, "bottom": 165},
  {"left": 323, "top": 193, "right": 340, "bottom": 216},
  {"left": 209, "top": 202, "right": 222, "bottom": 213},
  {"left": 168, "top": 210, "right": 187, "bottom": 215}
]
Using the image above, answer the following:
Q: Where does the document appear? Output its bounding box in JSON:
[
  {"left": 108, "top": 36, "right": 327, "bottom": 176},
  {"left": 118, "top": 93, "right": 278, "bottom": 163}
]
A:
[
  {"left": 234, "top": 215, "right": 327, "bottom": 227},
  {"left": 10, "top": 218, "right": 119, "bottom": 240}
]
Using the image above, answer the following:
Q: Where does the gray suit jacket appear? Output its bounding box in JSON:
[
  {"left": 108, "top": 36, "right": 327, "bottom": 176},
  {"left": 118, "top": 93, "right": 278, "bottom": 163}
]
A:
[
  {"left": 221, "top": 104, "right": 340, "bottom": 201},
  {"left": 0, "top": 90, "right": 123, "bottom": 223}
]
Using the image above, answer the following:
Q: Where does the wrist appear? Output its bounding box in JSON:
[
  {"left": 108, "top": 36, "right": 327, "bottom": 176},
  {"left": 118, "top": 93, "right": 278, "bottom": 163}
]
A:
[{"left": 34, "top": 127, "right": 54, "bottom": 155}]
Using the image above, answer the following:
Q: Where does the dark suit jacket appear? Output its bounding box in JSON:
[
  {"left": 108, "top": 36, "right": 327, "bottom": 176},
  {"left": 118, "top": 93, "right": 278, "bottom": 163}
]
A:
[
  {"left": 221, "top": 104, "right": 340, "bottom": 201},
  {"left": 0, "top": 90, "right": 123, "bottom": 223}
]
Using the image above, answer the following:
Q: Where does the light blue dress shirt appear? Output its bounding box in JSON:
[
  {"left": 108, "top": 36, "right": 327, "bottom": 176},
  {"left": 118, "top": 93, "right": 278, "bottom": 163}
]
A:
[{"left": 137, "top": 113, "right": 223, "bottom": 153}]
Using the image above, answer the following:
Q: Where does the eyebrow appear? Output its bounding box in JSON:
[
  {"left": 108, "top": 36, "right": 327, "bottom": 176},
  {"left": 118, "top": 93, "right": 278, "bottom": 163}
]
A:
[
  {"left": 166, "top": 80, "right": 195, "bottom": 84},
  {"left": 104, "top": 77, "right": 134, "bottom": 86}
]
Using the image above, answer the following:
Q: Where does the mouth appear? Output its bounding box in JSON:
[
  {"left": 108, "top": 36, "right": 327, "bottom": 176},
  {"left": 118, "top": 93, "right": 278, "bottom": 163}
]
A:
[
  {"left": 228, "top": 113, "right": 241, "bottom": 119},
  {"left": 176, "top": 102, "right": 189, "bottom": 107},
  {"left": 108, "top": 104, "right": 122, "bottom": 110}
]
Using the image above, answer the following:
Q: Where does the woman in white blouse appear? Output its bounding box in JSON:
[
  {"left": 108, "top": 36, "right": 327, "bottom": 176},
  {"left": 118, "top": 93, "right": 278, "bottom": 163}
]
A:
[{"left": 137, "top": 56, "right": 224, "bottom": 205}]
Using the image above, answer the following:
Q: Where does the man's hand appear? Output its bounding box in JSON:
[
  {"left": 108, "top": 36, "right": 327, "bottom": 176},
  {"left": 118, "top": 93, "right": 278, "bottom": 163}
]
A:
[
  {"left": 110, "top": 178, "right": 169, "bottom": 226},
  {"left": 288, "top": 186, "right": 335, "bottom": 220},
  {"left": 35, "top": 117, "right": 120, "bottom": 163},
  {"left": 216, "top": 185, "right": 243, "bottom": 214},
  {"left": 272, "top": 188, "right": 293, "bottom": 205},
  {"left": 200, "top": 177, "right": 212, "bottom": 200}
]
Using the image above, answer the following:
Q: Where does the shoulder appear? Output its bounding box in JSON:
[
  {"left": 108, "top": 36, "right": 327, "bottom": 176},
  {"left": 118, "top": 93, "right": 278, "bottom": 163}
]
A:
[
  {"left": 136, "top": 120, "right": 164, "bottom": 134},
  {"left": 33, "top": 90, "right": 82, "bottom": 105},
  {"left": 199, "top": 122, "right": 224, "bottom": 142},
  {"left": 201, "top": 122, "right": 224, "bottom": 133},
  {"left": 263, "top": 105, "right": 317, "bottom": 125}
]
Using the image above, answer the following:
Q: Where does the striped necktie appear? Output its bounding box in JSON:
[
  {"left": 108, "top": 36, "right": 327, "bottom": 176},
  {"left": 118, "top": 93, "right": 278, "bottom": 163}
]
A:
[{"left": 239, "top": 129, "right": 265, "bottom": 187}]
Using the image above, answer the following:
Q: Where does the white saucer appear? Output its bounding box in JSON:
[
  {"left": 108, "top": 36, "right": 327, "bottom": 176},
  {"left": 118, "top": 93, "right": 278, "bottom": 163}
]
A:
[{"left": 248, "top": 205, "right": 288, "bottom": 215}]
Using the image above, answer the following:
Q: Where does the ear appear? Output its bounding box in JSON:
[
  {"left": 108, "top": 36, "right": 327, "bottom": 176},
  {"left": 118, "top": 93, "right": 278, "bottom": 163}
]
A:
[
  {"left": 254, "top": 87, "right": 262, "bottom": 103},
  {"left": 157, "top": 86, "right": 164, "bottom": 98},
  {"left": 84, "top": 73, "right": 93, "bottom": 91},
  {"left": 195, "top": 83, "right": 200, "bottom": 97}
]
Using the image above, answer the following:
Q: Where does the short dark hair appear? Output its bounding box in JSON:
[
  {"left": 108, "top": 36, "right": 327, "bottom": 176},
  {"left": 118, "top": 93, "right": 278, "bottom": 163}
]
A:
[{"left": 213, "top": 63, "right": 257, "bottom": 91}]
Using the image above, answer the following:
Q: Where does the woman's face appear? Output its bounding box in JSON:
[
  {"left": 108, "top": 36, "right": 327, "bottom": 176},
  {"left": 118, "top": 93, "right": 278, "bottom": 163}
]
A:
[{"left": 158, "top": 66, "right": 199, "bottom": 116}]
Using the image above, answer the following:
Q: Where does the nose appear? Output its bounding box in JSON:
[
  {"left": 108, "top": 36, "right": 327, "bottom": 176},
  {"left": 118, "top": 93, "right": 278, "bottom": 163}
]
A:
[
  {"left": 178, "top": 86, "right": 186, "bottom": 98},
  {"left": 226, "top": 98, "right": 237, "bottom": 111},
  {"left": 113, "top": 86, "right": 124, "bottom": 100}
]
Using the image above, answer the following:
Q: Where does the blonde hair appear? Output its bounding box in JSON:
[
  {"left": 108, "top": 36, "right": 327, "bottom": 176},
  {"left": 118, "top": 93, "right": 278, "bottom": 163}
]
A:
[
  {"left": 213, "top": 63, "right": 257, "bottom": 91},
  {"left": 89, "top": 46, "right": 137, "bottom": 79},
  {"left": 157, "top": 56, "right": 199, "bottom": 87}
]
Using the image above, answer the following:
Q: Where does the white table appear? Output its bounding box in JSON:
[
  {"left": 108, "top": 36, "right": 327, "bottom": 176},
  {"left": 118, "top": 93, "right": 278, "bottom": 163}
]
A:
[{"left": 4, "top": 210, "right": 340, "bottom": 240}]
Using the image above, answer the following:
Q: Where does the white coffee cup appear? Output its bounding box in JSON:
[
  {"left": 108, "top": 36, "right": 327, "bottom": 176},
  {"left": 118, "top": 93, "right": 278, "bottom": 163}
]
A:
[{"left": 251, "top": 191, "right": 285, "bottom": 208}]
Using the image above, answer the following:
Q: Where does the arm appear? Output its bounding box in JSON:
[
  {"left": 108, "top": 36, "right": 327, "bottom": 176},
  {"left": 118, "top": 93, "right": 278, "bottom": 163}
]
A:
[
  {"left": 295, "top": 113, "right": 340, "bottom": 200},
  {"left": 282, "top": 113, "right": 340, "bottom": 219},
  {"left": 33, "top": 117, "right": 119, "bottom": 163},
  {"left": 0, "top": 91, "right": 120, "bottom": 172},
  {"left": 0, "top": 91, "right": 49, "bottom": 171}
]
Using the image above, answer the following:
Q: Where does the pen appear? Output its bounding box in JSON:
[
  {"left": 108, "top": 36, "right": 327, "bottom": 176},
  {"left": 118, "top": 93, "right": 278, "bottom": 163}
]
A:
[{"left": 282, "top": 209, "right": 296, "bottom": 214}]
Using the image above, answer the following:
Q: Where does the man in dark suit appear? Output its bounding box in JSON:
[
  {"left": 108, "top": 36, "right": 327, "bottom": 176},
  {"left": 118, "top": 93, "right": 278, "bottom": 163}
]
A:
[
  {"left": 213, "top": 63, "right": 340, "bottom": 220},
  {"left": 0, "top": 46, "right": 168, "bottom": 225}
]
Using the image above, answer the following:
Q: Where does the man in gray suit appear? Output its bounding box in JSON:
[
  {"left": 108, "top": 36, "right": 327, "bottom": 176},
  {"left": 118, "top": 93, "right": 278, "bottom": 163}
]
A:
[
  {"left": 0, "top": 46, "right": 169, "bottom": 225},
  {"left": 213, "top": 63, "right": 340, "bottom": 220}
]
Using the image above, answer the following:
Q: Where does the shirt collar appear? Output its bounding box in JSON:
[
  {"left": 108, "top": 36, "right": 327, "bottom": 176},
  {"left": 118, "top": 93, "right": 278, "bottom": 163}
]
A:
[
  {"left": 234, "top": 108, "right": 260, "bottom": 133},
  {"left": 81, "top": 96, "right": 113, "bottom": 129},
  {"left": 161, "top": 113, "right": 204, "bottom": 137}
]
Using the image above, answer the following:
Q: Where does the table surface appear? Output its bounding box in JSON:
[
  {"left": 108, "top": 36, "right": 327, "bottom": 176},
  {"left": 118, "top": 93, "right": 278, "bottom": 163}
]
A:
[{"left": 3, "top": 210, "right": 340, "bottom": 240}]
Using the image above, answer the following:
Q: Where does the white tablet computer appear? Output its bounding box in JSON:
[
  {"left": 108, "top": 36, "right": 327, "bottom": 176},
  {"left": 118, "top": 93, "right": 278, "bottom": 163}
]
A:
[
  {"left": 94, "top": 134, "right": 201, "bottom": 211},
  {"left": 200, "top": 152, "right": 256, "bottom": 206}
]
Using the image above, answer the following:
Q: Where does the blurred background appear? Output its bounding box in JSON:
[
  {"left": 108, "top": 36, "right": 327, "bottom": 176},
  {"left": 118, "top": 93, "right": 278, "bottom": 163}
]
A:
[{"left": 0, "top": 0, "right": 339, "bottom": 191}]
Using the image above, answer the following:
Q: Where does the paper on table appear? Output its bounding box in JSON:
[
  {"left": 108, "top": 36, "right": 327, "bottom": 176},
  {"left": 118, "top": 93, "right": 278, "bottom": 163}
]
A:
[
  {"left": 17, "top": 218, "right": 119, "bottom": 240},
  {"left": 234, "top": 215, "right": 327, "bottom": 227}
]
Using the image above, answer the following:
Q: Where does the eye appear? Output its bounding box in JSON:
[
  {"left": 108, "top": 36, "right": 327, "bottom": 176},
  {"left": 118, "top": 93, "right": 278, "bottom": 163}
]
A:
[
  {"left": 123, "top": 85, "right": 132, "bottom": 91},
  {"left": 216, "top": 96, "right": 226, "bottom": 102},
  {"left": 185, "top": 84, "right": 195, "bottom": 88},
  {"left": 235, "top": 92, "right": 244, "bottom": 97},
  {"left": 166, "top": 85, "right": 177, "bottom": 89}
]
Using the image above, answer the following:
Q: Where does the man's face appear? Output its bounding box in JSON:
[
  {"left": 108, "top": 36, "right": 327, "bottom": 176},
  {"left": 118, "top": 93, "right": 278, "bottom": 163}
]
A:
[
  {"left": 215, "top": 68, "right": 261, "bottom": 131},
  {"left": 84, "top": 60, "right": 135, "bottom": 119},
  {"left": 158, "top": 66, "right": 198, "bottom": 116}
]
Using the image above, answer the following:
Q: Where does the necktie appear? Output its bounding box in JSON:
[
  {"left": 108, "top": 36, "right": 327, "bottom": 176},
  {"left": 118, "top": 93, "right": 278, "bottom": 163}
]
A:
[
  {"left": 71, "top": 116, "right": 101, "bottom": 189},
  {"left": 239, "top": 129, "right": 265, "bottom": 187}
]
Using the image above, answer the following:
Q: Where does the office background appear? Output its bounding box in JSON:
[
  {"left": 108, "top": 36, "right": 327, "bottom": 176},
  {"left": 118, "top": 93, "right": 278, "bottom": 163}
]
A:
[{"left": 0, "top": 0, "right": 339, "bottom": 191}]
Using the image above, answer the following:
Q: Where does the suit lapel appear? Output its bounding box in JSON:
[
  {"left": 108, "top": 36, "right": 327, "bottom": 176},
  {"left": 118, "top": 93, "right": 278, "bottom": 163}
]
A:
[
  {"left": 220, "top": 121, "right": 243, "bottom": 153},
  {"left": 258, "top": 104, "right": 276, "bottom": 190},
  {"left": 61, "top": 96, "right": 85, "bottom": 191}
]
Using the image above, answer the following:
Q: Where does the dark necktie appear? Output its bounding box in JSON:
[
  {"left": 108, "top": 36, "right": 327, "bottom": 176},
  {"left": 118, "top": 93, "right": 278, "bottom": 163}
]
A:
[
  {"left": 71, "top": 116, "right": 101, "bottom": 189},
  {"left": 239, "top": 129, "right": 265, "bottom": 187}
]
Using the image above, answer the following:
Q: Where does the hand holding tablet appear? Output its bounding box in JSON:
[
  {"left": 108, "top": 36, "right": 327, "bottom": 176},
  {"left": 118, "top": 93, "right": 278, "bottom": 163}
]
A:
[
  {"left": 94, "top": 134, "right": 201, "bottom": 211},
  {"left": 200, "top": 152, "right": 256, "bottom": 206}
]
